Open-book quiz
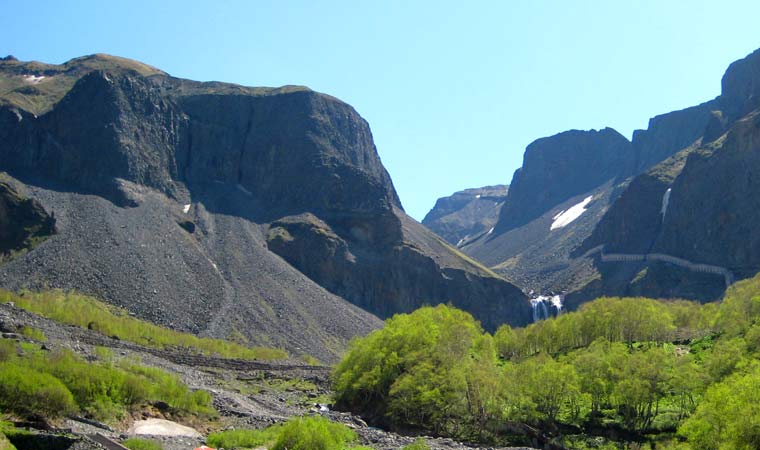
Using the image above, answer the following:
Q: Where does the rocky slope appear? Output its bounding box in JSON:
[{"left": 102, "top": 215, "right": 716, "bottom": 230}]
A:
[
  {"left": 495, "top": 128, "right": 633, "bottom": 232},
  {"left": 422, "top": 185, "right": 508, "bottom": 246},
  {"left": 567, "top": 48, "right": 760, "bottom": 304},
  {"left": 459, "top": 129, "right": 635, "bottom": 293},
  {"left": 0, "top": 54, "right": 529, "bottom": 357}
]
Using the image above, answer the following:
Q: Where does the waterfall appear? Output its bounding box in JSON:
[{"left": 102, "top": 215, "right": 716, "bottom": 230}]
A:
[
  {"left": 661, "top": 188, "right": 672, "bottom": 222},
  {"left": 530, "top": 294, "right": 564, "bottom": 322}
]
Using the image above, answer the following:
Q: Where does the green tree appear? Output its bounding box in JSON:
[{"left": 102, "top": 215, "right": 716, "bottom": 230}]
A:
[{"left": 679, "top": 363, "right": 760, "bottom": 450}]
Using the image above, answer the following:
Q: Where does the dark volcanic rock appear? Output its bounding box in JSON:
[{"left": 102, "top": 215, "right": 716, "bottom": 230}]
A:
[
  {"left": 496, "top": 128, "right": 633, "bottom": 232},
  {"left": 631, "top": 100, "right": 717, "bottom": 172},
  {"left": 0, "top": 54, "right": 530, "bottom": 358},
  {"left": 459, "top": 48, "right": 760, "bottom": 306},
  {"left": 0, "top": 181, "right": 56, "bottom": 260},
  {"left": 571, "top": 48, "right": 760, "bottom": 302},
  {"left": 267, "top": 208, "right": 531, "bottom": 331},
  {"left": 719, "top": 47, "right": 760, "bottom": 121},
  {"left": 422, "top": 185, "right": 508, "bottom": 246}
]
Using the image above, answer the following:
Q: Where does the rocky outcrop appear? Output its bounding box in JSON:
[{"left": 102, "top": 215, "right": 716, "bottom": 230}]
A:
[
  {"left": 0, "top": 54, "right": 530, "bottom": 357},
  {"left": 631, "top": 100, "right": 717, "bottom": 173},
  {"left": 267, "top": 209, "right": 531, "bottom": 331},
  {"left": 0, "top": 181, "right": 55, "bottom": 261},
  {"left": 570, "top": 48, "right": 760, "bottom": 303},
  {"left": 495, "top": 128, "right": 633, "bottom": 232},
  {"left": 422, "top": 185, "right": 508, "bottom": 246}
]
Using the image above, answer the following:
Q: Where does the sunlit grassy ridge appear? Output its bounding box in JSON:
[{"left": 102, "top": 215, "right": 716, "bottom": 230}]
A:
[
  {"left": 333, "top": 273, "right": 760, "bottom": 449},
  {"left": 0, "top": 290, "right": 287, "bottom": 360}
]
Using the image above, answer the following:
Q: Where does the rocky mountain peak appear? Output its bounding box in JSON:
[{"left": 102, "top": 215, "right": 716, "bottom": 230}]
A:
[
  {"left": 422, "top": 185, "right": 508, "bottom": 246},
  {"left": 720, "top": 47, "right": 760, "bottom": 121},
  {"left": 495, "top": 127, "right": 632, "bottom": 232}
]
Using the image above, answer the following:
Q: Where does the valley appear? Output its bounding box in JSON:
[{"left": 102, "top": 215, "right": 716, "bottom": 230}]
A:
[{"left": 2, "top": 45, "right": 760, "bottom": 450}]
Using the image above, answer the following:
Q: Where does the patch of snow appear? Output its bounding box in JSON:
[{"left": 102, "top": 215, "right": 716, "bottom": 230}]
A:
[
  {"left": 236, "top": 183, "right": 252, "bottom": 196},
  {"left": 487, "top": 227, "right": 494, "bottom": 235},
  {"left": 182, "top": 204, "right": 191, "bottom": 214},
  {"left": 552, "top": 210, "right": 565, "bottom": 220},
  {"left": 550, "top": 195, "right": 593, "bottom": 230},
  {"left": 129, "top": 419, "right": 202, "bottom": 438},
  {"left": 475, "top": 194, "right": 481, "bottom": 199},
  {"left": 13, "top": 110, "right": 22, "bottom": 122},
  {"left": 660, "top": 188, "right": 672, "bottom": 221},
  {"left": 22, "top": 74, "right": 45, "bottom": 84}
]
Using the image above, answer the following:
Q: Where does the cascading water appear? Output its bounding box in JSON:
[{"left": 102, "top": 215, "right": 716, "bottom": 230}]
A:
[
  {"left": 530, "top": 294, "right": 564, "bottom": 322},
  {"left": 660, "top": 187, "right": 672, "bottom": 222}
]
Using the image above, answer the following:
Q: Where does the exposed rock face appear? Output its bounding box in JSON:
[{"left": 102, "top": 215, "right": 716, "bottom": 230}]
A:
[
  {"left": 570, "top": 48, "right": 760, "bottom": 303},
  {"left": 460, "top": 129, "right": 634, "bottom": 293},
  {"left": 631, "top": 100, "right": 718, "bottom": 173},
  {"left": 422, "top": 185, "right": 508, "bottom": 246},
  {"left": 0, "top": 181, "right": 55, "bottom": 260},
  {"left": 0, "top": 54, "right": 529, "bottom": 357},
  {"left": 496, "top": 128, "right": 633, "bottom": 232},
  {"left": 267, "top": 209, "right": 531, "bottom": 331},
  {"left": 450, "top": 48, "right": 760, "bottom": 305}
]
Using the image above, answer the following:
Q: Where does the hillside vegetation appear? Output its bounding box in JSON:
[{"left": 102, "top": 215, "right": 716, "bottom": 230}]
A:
[
  {"left": 0, "top": 339, "right": 214, "bottom": 424},
  {"left": 0, "top": 290, "right": 288, "bottom": 360},
  {"left": 333, "top": 273, "right": 760, "bottom": 449}
]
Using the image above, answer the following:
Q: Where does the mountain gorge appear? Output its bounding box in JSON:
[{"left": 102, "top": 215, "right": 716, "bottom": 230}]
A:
[
  {"left": 422, "top": 184, "right": 508, "bottom": 246},
  {"left": 434, "top": 47, "right": 760, "bottom": 306},
  {"left": 0, "top": 54, "right": 529, "bottom": 361}
]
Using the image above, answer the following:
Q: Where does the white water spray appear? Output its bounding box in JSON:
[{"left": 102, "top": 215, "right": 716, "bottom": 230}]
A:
[{"left": 530, "top": 294, "right": 564, "bottom": 322}]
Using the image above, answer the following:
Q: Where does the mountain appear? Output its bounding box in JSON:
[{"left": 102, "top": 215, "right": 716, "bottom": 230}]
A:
[
  {"left": 569, "top": 48, "right": 760, "bottom": 306},
  {"left": 0, "top": 54, "right": 530, "bottom": 360},
  {"left": 440, "top": 48, "right": 760, "bottom": 306},
  {"left": 459, "top": 129, "right": 636, "bottom": 293},
  {"left": 421, "top": 185, "right": 508, "bottom": 246}
]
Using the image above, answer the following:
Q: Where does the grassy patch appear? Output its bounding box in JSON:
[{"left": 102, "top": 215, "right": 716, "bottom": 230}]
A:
[
  {"left": 0, "top": 341, "right": 215, "bottom": 423},
  {"left": 0, "top": 290, "right": 287, "bottom": 361},
  {"left": 208, "top": 416, "right": 367, "bottom": 450},
  {"left": 18, "top": 326, "right": 46, "bottom": 342},
  {"left": 122, "top": 438, "right": 163, "bottom": 450},
  {"left": 207, "top": 425, "right": 283, "bottom": 449}
]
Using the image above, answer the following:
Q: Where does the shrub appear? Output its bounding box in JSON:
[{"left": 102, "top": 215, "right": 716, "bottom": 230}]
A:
[
  {"left": 272, "top": 416, "right": 358, "bottom": 450},
  {"left": 122, "top": 438, "right": 163, "bottom": 450},
  {"left": 402, "top": 438, "right": 431, "bottom": 450},
  {"left": 19, "top": 326, "right": 46, "bottom": 342},
  {"left": 207, "top": 426, "right": 283, "bottom": 449},
  {"left": 0, "top": 341, "right": 15, "bottom": 362},
  {"left": 0, "top": 363, "right": 77, "bottom": 418},
  {"left": 208, "top": 417, "right": 359, "bottom": 450}
]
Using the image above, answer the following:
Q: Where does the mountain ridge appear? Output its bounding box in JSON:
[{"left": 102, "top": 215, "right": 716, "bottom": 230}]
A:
[{"left": 0, "top": 54, "right": 530, "bottom": 360}]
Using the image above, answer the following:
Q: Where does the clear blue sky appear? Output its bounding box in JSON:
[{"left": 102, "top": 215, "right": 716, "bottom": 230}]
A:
[{"left": 2, "top": 1, "right": 759, "bottom": 220}]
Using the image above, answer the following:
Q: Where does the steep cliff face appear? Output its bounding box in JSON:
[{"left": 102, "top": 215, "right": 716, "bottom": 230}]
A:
[
  {"left": 421, "top": 185, "right": 508, "bottom": 246},
  {"left": 655, "top": 113, "right": 760, "bottom": 277},
  {"left": 570, "top": 48, "right": 760, "bottom": 303},
  {"left": 456, "top": 129, "right": 633, "bottom": 293},
  {"left": 496, "top": 128, "right": 633, "bottom": 232},
  {"left": 0, "top": 181, "right": 56, "bottom": 261},
  {"left": 0, "top": 54, "right": 530, "bottom": 355},
  {"left": 631, "top": 100, "right": 718, "bottom": 172},
  {"left": 446, "top": 48, "right": 760, "bottom": 303},
  {"left": 267, "top": 208, "right": 531, "bottom": 331}
]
